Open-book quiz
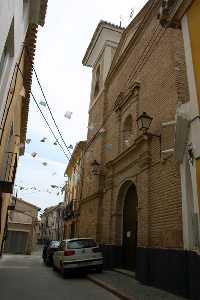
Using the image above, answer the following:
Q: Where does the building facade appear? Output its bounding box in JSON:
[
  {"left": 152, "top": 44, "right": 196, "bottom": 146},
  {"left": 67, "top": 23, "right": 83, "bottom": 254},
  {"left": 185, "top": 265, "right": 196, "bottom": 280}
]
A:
[
  {"left": 4, "top": 197, "right": 40, "bottom": 254},
  {"left": 40, "top": 203, "right": 64, "bottom": 242},
  {"left": 63, "top": 141, "right": 86, "bottom": 239},
  {"left": 159, "top": 1, "right": 200, "bottom": 299},
  {"left": 0, "top": 0, "right": 48, "bottom": 255},
  {"left": 79, "top": 0, "right": 191, "bottom": 297}
]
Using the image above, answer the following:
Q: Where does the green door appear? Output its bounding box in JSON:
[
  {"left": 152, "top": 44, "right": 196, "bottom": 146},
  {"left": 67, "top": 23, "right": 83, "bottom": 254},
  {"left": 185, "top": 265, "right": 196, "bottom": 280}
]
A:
[{"left": 122, "top": 185, "right": 138, "bottom": 270}]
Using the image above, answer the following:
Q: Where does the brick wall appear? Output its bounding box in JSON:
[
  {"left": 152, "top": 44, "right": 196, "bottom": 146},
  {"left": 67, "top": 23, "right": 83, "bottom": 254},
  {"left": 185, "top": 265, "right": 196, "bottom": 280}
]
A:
[{"left": 80, "top": 0, "right": 187, "bottom": 250}]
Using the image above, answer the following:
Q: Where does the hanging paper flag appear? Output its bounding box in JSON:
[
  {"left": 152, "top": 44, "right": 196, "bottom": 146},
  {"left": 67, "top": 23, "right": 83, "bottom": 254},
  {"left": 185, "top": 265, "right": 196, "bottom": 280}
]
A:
[
  {"left": 53, "top": 140, "right": 58, "bottom": 145},
  {"left": 19, "top": 86, "right": 26, "bottom": 97},
  {"left": 31, "top": 152, "right": 37, "bottom": 158},
  {"left": 57, "top": 192, "right": 60, "bottom": 196},
  {"left": 88, "top": 124, "right": 94, "bottom": 131},
  {"left": 99, "top": 128, "right": 106, "bottom": 134},
  {"left": 26, "top": 139, "right": 31, "bottom": 144},
  {"left": 124, "top": 140, "right": 130, "bottom": 146},
  {"left": 40, "top": 137, "right": 47, "bottom": 143},
  {"left": 20, "top": 186, "right": 24, "bottom": 190},
  {"left": 67, "top": 144, "right": 73, "bottom": 150},
  {"left": 42, "top": 162, "right": 48, "bottom": 166},
  {"left": 105, "top": 144, "right": 113, "bottom": 151},
  {"left": 39, "top": 101, "right": 47, "bottom": 107},
  {"left": 64, "top": 111, "right": 73, "bottom": 119},
  {"left": 51, "top": 185, "right": 58, "bottom": 189},
  {"left": 18, "top": 143, "right": 25, "bottom": 149}
]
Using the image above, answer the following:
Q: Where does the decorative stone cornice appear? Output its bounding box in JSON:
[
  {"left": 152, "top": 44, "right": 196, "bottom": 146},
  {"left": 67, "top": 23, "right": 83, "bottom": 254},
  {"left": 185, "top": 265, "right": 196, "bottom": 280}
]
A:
[
  {"left": 113, "top": 81, "right": 140, "bottom": 112},
  {"left": 81, "top": 192, "right": 103, "bottom": 204},
  {"left": 158, "top": 0, "right": 192, "bottom": 28},
  {"left": 106, "top": 133, "right": 150, "bottom": 169}
]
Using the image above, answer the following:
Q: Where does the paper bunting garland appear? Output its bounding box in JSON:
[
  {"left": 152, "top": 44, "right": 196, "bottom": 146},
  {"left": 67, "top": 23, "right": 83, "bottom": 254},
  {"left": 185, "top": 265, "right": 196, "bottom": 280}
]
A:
[
  {"left": 42, "top": 162, "right": 48, "bottom": 166},
  {"left": 19, "top": 86, "right": 26, "bottom": 97},
  {"left": 18, "top": 143, "right": 25, "bottom": 149},
  {"left": 51, "top": 185, "right": 58, "bottom": 189},
  {"left": 124, "top": 140, "right": 130, "bottom": 146},
  {"left": 99, "top": 128, "right": 106, "bottom": 134},
  {"left": 88, "top": 124, "right": 95, "bottom": 131},
  {"left": 40, "top": 137, "right": 47, "bottom": 143},
  {"left": 39, "top": 101, "right": 47, "bottom": 107},
  {"left": 31, "top": 152, "right": 37, "bottom": 158},
  {"left": 64, "top": 111, "right": 73, "bottom": 119},
  {"left": 26, "top": 139, "right": 31, "bottom": 144}
]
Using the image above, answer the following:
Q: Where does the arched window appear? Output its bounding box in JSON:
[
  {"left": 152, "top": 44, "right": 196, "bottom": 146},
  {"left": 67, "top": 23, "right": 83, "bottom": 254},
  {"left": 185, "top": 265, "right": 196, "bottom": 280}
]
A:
[
  {"left": 122, "top": 115, "right": 133, "bottom": 148},
  {"left": 94, "top": 65, "right": 100, "bottom": 98}
]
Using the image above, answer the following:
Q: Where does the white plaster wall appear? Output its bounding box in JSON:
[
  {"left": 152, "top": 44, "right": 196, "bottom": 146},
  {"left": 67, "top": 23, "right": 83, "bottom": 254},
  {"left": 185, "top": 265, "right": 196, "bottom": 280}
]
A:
[
  {"left": 0, "top": 0, "right": 30, "bottom": 123},
  {"left": 181, "top": 15, "right": 200, "bottom": 159},
  {"left": 178, "top": 15, "right": 200, "bottom": 250},
  {"left": 86, "top": 27, "right": 122, "bottom": 68}
]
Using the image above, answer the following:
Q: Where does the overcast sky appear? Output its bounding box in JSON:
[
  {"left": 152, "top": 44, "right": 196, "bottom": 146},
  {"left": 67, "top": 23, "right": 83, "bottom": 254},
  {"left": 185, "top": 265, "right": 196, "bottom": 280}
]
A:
[{"left": 15, "top": 0, "right": 148, "bottom": 213}]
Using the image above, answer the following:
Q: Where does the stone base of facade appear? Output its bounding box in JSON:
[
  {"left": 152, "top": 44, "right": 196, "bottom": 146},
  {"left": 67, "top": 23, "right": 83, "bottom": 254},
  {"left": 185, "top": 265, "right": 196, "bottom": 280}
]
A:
[
  {"left": 136, "top": 247, "right": 200, "bottom": 300},
  {"left": 102, "top": 245, "right": 200, "bottom": 300},
  {"left": 101, "top": 244, "right": 122, "bottom": 269}
]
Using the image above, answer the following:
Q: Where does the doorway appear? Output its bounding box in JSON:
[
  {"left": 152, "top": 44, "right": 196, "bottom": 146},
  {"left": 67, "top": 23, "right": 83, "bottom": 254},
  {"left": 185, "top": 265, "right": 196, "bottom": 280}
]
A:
[{"left": 122, "top": 184, "right": 138, "bottom": 270}]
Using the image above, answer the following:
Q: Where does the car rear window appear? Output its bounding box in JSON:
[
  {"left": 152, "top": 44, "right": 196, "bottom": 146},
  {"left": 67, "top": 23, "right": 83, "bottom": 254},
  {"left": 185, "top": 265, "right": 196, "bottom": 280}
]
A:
[
  {"left": 50, "top": 241, "right": 60, "bottom": 248},
  {"left": 67, "top": 239, "right": 97, "bottom": 249}
]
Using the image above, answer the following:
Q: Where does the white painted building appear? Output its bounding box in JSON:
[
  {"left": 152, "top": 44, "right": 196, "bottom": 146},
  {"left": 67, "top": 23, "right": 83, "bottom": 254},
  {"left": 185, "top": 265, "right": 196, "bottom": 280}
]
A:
[
  {"left": 175, "top": 16, "right": 200, "bottom": 251},
  {"left": 0, "top": 0, "right": 47, "bottom": 126}
]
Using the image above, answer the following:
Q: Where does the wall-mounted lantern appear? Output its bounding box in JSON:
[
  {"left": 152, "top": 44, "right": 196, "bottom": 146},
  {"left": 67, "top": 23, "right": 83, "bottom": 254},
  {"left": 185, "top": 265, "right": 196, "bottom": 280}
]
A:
[{"left": 136, "top": 112, "right": 153, "bottom": 133}]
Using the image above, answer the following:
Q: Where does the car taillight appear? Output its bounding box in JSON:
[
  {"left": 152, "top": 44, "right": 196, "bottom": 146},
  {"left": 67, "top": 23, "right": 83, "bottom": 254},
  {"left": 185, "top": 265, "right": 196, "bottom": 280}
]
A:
[
  {"left": 64, "top": 250, "right": 75, "bottom": 256},
  {"left": 92, "top": 247, "right": 101, "bottom": 253}
]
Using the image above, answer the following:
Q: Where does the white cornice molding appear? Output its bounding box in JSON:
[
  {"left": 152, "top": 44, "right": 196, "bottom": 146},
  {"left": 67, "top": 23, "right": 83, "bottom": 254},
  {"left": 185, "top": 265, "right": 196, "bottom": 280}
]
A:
[{"left": 82, "top": 21, "right": 124, "bottom": 67}]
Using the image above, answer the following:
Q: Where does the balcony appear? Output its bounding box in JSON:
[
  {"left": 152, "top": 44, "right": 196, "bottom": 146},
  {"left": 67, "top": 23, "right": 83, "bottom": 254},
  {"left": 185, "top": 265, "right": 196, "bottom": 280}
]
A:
[{"left": 63, "top": 200, "right": 79, "bottom": 221}]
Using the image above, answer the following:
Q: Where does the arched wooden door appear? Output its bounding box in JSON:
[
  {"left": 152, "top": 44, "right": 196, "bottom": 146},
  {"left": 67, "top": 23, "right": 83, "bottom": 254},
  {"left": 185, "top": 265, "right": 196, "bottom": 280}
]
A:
[{"left": 122, "top": 184, "right": 138, "bottom": 270}]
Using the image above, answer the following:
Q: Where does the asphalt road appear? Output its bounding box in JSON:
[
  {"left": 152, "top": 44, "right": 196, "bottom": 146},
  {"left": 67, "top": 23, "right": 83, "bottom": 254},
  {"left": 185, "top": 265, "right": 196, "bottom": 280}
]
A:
[{"left": 0, "top": 253, "right": 118, "bottom": 300}]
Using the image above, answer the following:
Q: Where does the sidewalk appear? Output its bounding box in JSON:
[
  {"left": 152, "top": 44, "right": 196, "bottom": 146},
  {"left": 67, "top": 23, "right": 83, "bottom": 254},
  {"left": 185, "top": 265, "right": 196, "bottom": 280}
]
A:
[{"left": 87, "top": 270, "right": 187, "bottom": 300}]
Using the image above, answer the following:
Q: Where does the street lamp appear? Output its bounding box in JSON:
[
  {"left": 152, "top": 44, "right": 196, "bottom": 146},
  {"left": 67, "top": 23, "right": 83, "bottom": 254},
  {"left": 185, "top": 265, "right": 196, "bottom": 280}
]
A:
[
  {"left": 137, "top": 112, "right": 162, "bottom": 158},
  {"left": 136, "top": 112, "right": 153, "bottom": 133},
  {"left": 91, "top": 160, "right": 101, "bottom": 176}
]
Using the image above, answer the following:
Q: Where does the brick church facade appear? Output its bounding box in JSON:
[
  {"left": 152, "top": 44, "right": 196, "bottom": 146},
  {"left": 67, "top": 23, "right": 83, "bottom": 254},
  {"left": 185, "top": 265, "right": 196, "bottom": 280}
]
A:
[{"left": 78, "top": 0, "right": 196, "bottom": 297}]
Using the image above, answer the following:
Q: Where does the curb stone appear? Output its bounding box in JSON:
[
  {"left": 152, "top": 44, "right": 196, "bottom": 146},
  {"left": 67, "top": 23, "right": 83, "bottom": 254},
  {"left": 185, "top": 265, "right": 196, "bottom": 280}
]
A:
[{"left": 87, "top": 274, "right": 137, "bottom": 300}]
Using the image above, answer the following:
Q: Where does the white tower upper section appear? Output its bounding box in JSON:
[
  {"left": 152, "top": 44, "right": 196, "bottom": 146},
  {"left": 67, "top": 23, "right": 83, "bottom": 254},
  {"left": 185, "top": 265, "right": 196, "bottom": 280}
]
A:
[{"left": 82, "top": 21, "right": 124, "bottom": 106}]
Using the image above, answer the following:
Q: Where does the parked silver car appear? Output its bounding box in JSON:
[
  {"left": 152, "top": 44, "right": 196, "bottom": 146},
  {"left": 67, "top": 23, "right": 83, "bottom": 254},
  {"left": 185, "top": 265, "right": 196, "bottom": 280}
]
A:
[{"left": 53, "top": 238, "right": 103, "bottom": 276}]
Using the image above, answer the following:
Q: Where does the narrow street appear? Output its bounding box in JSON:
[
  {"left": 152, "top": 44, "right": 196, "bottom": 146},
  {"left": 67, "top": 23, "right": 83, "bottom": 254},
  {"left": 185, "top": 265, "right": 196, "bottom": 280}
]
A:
[{"left": 0, "top": 253, "right": 118, "bottom": 300}]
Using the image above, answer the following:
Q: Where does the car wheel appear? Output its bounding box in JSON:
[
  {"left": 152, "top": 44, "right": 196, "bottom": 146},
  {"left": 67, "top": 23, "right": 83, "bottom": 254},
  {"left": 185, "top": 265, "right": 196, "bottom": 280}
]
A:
[{"left": 95, "top": 266, "right": 103, "bottom": 273}]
